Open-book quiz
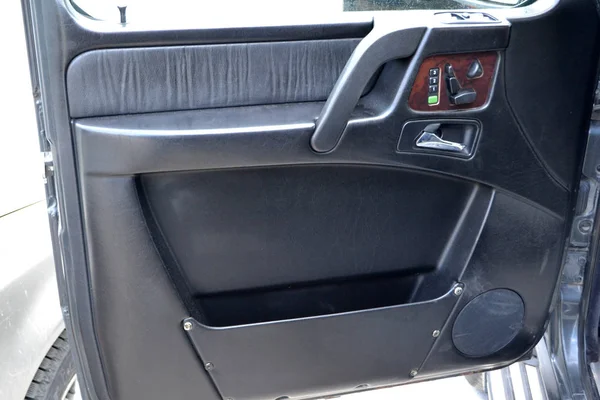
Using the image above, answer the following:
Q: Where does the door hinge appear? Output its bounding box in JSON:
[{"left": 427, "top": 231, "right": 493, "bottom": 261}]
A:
[
  {"left": 34, "top": 96, "right": 58, "bottom": 219},
  {"left": 42, "top": 150, "right": 54, "bottom": 183},
  {"left": 36, "top": 100, "right": 54, "bottom": 184},
  {"left": 40, "top": 143, "right": 58, "bottom": 219},
  {"left": 34, "top": 97, "right": 50, "bottom": 150}
]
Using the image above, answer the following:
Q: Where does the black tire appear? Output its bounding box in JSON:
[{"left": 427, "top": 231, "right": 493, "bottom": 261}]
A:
[{"left": 25, "top": 330, "right": 78, "bottom": 400}]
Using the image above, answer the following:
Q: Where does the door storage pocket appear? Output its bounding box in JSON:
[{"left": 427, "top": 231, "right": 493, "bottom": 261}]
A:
[{"left": 183, "top": 285, "right": 461, "bottom": 400}]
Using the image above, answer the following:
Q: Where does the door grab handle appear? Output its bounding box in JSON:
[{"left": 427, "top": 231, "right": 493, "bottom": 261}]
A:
[
  {"left": 310, "top": 18, "right": 427, "bottom": 153},
  {"left": 416, "top": 127, "right": 466, "bottom": 153}
]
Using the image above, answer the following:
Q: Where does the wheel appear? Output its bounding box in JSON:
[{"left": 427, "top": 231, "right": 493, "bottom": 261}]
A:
[{"left": 25, "top": 330, "right": 80, "bottom": 400}]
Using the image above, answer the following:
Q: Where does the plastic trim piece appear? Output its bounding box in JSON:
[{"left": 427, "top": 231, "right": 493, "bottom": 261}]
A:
[{"left": 183, "top": 284, "right": 463, "bottom": 400}]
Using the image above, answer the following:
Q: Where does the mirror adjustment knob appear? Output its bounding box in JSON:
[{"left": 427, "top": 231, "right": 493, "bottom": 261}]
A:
[
  {"left": 466, "top": 59, "right": 483, "bottom": 79},
  {"left": 450, "top": 88, "right": 477, "bottom": 105}
]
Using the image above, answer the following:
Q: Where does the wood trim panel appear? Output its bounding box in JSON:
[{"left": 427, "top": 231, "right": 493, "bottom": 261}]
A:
[{"left": 408, "top": 52, "right": 498, "bottom": 112}]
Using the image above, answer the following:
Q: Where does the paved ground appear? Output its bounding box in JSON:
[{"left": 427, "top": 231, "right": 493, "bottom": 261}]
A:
[
  {"left": 71, "top": 376, "right": 485, "bottom": 400},
  {"left": 337, "top": 377, "right": 484, "bottom": 399}
]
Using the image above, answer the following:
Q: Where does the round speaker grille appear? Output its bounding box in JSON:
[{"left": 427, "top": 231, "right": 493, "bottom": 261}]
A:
[{"left": 452, "top": 289, "right": 524, "bottom": 358}]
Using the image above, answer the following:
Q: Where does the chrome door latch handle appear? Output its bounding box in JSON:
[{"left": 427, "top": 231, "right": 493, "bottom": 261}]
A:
[{"left": 415, "top": 126, "right": 466, "bottom": 153}]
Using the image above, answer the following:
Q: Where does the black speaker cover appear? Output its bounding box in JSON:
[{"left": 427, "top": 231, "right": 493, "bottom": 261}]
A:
[{"left": 452, "top": 289, "right": 524, "bottom": 358}]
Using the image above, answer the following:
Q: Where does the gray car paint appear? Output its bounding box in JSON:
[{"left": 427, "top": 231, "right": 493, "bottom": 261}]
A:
[{"left": 0, "top": 201, "right": 64, "bottom": 399}]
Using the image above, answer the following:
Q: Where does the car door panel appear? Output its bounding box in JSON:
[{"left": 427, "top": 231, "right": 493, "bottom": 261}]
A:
[{"left": 21, "top": 0, "right": 600, "bottom": 398}]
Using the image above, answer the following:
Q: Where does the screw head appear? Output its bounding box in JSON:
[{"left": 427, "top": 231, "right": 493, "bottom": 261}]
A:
[
  {"left": 453, "top": 286, "right": 463, "bottom": 296},
  {"left": 579, "top": 219, "right": 593, "bottom": 234},
  {"left": 205, "top": 362, "right": 214, "bottom": 371},
  {"left": 183, "top": 321, "right": 193, "bottom": 331},
  {"left": 432, "top": 330, "right": 440, "bottom": 338},
  {"left": 409, "top": 369, "right": 418, "bottom": 378}
]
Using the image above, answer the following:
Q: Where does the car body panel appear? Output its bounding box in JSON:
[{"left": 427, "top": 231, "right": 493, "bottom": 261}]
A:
[
  {"left": 0, "top": 0, "right": 45, "bottom": 218},
  {"left": 0, "top": 201, "right": 64, "bottom": 400}
]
